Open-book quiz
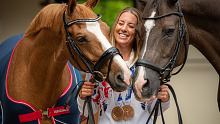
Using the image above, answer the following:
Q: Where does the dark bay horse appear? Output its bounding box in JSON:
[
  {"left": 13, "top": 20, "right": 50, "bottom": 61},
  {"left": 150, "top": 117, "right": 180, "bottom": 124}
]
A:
[
  {"left": 0, "top": 0, "right": 132, "bottom": 123},
  {"left": 132, "top": 0, "right": 220, "bottom": 110}
]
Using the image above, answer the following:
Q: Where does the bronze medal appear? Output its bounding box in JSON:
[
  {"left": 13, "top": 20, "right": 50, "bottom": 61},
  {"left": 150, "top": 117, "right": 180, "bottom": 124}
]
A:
[
  {"left": 111, "top": 106, "right": 124, "bottom": 121},
  {"left": 122, "top": 105, "right": 134, "bottom": 120}
]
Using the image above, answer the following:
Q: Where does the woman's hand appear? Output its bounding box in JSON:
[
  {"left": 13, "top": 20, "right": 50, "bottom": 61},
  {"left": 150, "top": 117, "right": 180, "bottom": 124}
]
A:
[
  {"left": 157, "top": 85, "right": 169, "bottom": 102},
  {"left": 79, "top": 81, "right": 95, "bottom": 100}
]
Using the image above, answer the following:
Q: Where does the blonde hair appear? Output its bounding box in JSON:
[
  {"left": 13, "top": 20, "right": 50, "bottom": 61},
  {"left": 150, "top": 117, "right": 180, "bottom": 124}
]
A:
[{"left": 110, "top": 7, "right": 142, "bottom": 63}]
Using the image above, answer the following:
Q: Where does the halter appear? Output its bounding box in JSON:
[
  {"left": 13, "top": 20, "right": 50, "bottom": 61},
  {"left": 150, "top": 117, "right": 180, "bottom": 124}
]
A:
[
  {"left": 62, "top": 10, "right": 122, "bottom": 124},
  {"left": 135, "top": 1, "right": 187, "bottom": 124}
]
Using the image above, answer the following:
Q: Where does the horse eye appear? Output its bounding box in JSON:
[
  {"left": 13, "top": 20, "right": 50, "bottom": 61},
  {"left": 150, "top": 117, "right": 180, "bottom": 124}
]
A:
[
  {"left": 76, "top": 36, "right": 87, "bottom": 43},
  {"left": 165, "top": 28, "right": 175, "bottom": 37}
]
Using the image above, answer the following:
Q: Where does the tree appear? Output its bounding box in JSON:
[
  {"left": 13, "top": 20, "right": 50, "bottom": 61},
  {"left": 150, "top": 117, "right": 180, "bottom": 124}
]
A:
[{"left": 78, "top": 0, "right": 134, "bottom": 28}]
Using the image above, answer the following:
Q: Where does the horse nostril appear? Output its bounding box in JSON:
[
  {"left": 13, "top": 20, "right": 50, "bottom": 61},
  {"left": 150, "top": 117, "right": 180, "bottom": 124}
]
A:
[
  {"left": 117, "top": 74, "right": 124, "bottom": 82},
  {"left": 113, "top": 74, "right": 129, "bottom": 91},
  {"left": 116, "top": 74, "right": 127, "bottom": 86},
  {"left": 142, "top": 79, "right": 149, "bottom": 93}
]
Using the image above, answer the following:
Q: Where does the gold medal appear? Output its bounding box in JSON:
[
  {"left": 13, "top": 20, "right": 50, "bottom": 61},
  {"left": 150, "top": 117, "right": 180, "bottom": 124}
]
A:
[
  {"left": 111, "top": 106, "right": 124, "bottom": 121},
  {"left": 122, "top": 105, "right": 134, "bottom": 120}
]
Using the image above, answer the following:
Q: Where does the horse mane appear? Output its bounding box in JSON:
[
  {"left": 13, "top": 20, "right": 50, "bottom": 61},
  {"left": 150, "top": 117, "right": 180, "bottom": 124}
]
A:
[
  {"left": 25, "top": 4, "right": 66, "bottom": 36},
  {"left": 25, "top": 3, "right": 97, "bottom": 36}
]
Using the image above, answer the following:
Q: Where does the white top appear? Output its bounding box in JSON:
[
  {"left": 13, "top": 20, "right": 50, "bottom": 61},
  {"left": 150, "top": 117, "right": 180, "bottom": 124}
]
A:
[{"left": 77, "top": 52, "right": 170, "bottom": 124}]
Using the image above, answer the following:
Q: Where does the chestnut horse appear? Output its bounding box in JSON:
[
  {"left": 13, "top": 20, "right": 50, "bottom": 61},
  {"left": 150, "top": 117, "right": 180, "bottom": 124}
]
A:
[
  {"left": 0, "top": 0, "right": 132, "bottom": 123},
  {"left": 133, "top": 0, "right": 220, "bottom": 110}
]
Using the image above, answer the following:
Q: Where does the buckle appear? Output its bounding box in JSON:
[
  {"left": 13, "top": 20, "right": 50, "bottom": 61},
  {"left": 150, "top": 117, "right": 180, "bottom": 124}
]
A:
[{"left": 41, "top": 108, "right": 50, "bottom": 119}]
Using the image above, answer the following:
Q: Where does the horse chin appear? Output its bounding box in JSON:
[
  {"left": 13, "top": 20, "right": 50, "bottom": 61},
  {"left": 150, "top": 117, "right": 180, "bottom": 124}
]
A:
[{"left": 133, "top": 88, "right": 157, "bottom": 102}]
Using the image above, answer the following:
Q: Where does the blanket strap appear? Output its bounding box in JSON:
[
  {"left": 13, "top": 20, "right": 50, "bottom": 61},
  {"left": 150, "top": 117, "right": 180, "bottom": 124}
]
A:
[{"left": 19, "top": 105, "right": 70, "bottom": 123}]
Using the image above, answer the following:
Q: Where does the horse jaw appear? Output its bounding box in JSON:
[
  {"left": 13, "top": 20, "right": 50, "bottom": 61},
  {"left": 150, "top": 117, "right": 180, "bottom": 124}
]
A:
[{"left": 86, "top": 21, "right": 132, "bottom": 91}]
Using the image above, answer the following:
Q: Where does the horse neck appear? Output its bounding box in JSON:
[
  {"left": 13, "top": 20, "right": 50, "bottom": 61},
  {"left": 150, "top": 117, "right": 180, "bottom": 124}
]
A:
[
  {"left": 24, "top": 28, "right": 69, "bottom": 88},
  {"left": 181, "top": 0, "right": 220, "bottom": 75}
]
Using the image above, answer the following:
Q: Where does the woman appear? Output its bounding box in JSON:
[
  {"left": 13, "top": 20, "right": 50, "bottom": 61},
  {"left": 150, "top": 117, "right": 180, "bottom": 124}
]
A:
[{"left": 77, "top": 7, "right": 170, "bottom": 124}]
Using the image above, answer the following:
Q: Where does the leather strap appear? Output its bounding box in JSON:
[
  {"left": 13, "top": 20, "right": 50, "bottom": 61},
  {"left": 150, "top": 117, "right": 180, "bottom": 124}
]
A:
[
  {"left": 19, "top": 106, "right": 70, "bottom": 123},
  {"left": 145, "top": 84, "right": 182, "bottom": 124}
]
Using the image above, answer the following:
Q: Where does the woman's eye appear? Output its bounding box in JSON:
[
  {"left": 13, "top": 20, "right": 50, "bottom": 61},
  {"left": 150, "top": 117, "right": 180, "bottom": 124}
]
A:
[
  {"left": 76, "top": 36, "right": 86, "bottom": 43},
  {"left": 129, "top": 25, "right": 135, "bottom": 28},
  {"left": 118, "top": 22, "right": 124, "bottom": 26}
]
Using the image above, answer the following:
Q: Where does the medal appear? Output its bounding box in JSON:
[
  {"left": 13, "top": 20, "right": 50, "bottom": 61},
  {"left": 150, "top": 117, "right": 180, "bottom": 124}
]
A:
[
  {"left": 122, "top": 105, "right": 134, "bottom": 120},
  {"left": 111, "top": 106, "right": 124, "bottom": 121},
  {"left": 113, "top": 82, "right": 134, "bottom": 121}
]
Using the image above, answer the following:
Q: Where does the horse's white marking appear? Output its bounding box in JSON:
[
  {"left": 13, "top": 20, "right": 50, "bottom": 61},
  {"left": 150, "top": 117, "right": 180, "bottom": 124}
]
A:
[
  {"left": 135, "top": 11, "right": 156, "bottom": 100},
  {"left": 141, "top": 11, "right": 156, "bottom": 59},
  {"left": 86, "top": 22, "right": 112, "bottom": 51},
  {"left": 135, "top": 66, "right": 147, "bottom": 99},
  {"left": 86, "top": 22, "right": 131, "bottom": 85}
]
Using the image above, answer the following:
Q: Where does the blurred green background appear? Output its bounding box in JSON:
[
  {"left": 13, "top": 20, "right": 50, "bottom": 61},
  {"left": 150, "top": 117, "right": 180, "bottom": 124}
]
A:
[{"left": 78, "top": 0, "right": 134, "bottom": 29}]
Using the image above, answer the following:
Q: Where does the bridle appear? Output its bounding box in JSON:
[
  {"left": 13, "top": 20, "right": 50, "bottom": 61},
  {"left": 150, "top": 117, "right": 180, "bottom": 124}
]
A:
[
  {"left": 63, "top": 10, "right": 122, "bottom": 82},
  {"left": 62, "top": 10, "right": 122, "bottom": 124},
  {"left": 136, "top": 1, "right": 188, "bottom": 84},
  {"left": 135, "top": 1, "right": 188, "bottom": 124}
]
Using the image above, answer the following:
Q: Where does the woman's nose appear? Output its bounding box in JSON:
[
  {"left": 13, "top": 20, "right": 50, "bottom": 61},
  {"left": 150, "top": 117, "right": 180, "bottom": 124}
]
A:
[{"left": 121, "top": 25, "right": 127, "bottom": 32}]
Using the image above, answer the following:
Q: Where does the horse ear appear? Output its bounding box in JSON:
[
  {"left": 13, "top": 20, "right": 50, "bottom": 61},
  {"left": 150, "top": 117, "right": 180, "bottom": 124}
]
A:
[
  {"left": 137, "top": 0, "right": 147, "bottom": 6},
  {"left": 168, "top": 0, "right": 178, "bottom": 6},
  {"left": 67, "top": 0, "right": 77, "bottom": 15},
  {"left": 84, "top": 0, "right": 99, "bottom": 10}
]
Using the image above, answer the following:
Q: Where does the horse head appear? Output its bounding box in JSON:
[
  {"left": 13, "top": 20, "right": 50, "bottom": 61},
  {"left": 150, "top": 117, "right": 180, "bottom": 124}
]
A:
[
  {"left": 63, "top": 0, "right": 132, "bottom": 92},
  {"left": 24, "top": 0, "right": 132, "bottom": 92},
  {"left": 132, "top": 0, "right": 189, "bottom": 102}
]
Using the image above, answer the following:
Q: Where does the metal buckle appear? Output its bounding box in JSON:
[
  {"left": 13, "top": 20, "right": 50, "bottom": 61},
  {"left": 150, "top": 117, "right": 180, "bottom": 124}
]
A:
[{"left": 41, "top": 108, "right": 50, "bottom": 119}]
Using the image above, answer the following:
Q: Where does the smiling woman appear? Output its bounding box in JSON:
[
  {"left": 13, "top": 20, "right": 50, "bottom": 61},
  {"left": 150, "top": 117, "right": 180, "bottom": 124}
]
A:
[
  {"left": 77, "top": 7, "right": 171, "bottom": 124},
  {"left": 114, "top": 12, "right": 137, "bottom": 61}
]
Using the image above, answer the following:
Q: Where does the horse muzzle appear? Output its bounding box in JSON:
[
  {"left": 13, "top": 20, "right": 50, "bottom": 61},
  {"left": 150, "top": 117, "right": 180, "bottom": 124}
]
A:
[{"left": 132, "top": 66, "right": 160, "bottom": 102}]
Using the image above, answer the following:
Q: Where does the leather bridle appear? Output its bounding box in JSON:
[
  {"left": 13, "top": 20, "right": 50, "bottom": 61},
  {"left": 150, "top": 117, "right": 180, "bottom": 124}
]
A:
[
  {"left": 63, "top": 10, "right": 122, "bottom": 82},
  {"left": 62, "top": 10, "right": 122, "bottom": 124},
  {"left": 135, "top": 1, "right": 188, "bottom": 124},
  {"left": 136, "top": 1, "right": 188, "bottom": 84}
]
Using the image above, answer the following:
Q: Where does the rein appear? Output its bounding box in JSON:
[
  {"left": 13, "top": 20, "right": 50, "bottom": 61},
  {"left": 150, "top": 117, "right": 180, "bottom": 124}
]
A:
[
  {"left": 136, "top": 1, "right": 188, "bottom": 124},
  {"left": 62, "top": 10, "right": 122, "bottom": 124}
]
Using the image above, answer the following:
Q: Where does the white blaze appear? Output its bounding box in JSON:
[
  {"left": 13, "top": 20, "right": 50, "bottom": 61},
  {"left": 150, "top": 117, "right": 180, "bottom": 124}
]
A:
[
  {"left": 86, "top": 22, "right": 131, "bottom": 85},
  {"left": 135, "top": 11, "right": 157, "bottom": 101},
  {"left": 141, "top": 11, "right": 156, "bottom": 59},
  {"left": 86, "top": 22, "right": 111, "bottom": 51},
  {"left": 135, "top": 66, "right": 146, "bottom": 99}
]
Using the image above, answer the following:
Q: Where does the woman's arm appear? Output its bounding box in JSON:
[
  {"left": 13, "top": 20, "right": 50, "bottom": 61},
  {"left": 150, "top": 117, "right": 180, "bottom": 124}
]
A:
[
  {"left": 148, "top": 85, "right": 171, "bottom": 115},
  {"left": 77, "top": 73, "right": 99, "bottom": 117}
]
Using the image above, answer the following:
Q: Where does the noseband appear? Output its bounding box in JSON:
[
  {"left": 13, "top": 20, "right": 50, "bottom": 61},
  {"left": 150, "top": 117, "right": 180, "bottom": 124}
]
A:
[
  {"left": 136, "top": 1, "right": 188, "bottom": 84},
  {"left": 62, "top": 10, "right": 122, "bottom": 124},
  {"left": 135, "top": 1, "right": 187, "bottom": 124}
]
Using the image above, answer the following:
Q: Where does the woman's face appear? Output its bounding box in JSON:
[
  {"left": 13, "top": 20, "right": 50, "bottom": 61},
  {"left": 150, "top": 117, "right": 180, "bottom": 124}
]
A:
[{"left": 114, "top": 12, "right": 137, "bottom": 47}]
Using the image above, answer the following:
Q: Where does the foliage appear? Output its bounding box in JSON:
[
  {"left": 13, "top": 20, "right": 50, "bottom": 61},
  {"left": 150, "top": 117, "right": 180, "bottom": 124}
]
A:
[{"left": 78, "top": 0, "right": 134, "bottom": 29}]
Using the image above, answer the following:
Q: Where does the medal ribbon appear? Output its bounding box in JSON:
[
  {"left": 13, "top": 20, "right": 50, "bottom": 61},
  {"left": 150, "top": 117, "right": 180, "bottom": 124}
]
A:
[{"left": 116, "top": 66, "right": 134, "bottom": 106}]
